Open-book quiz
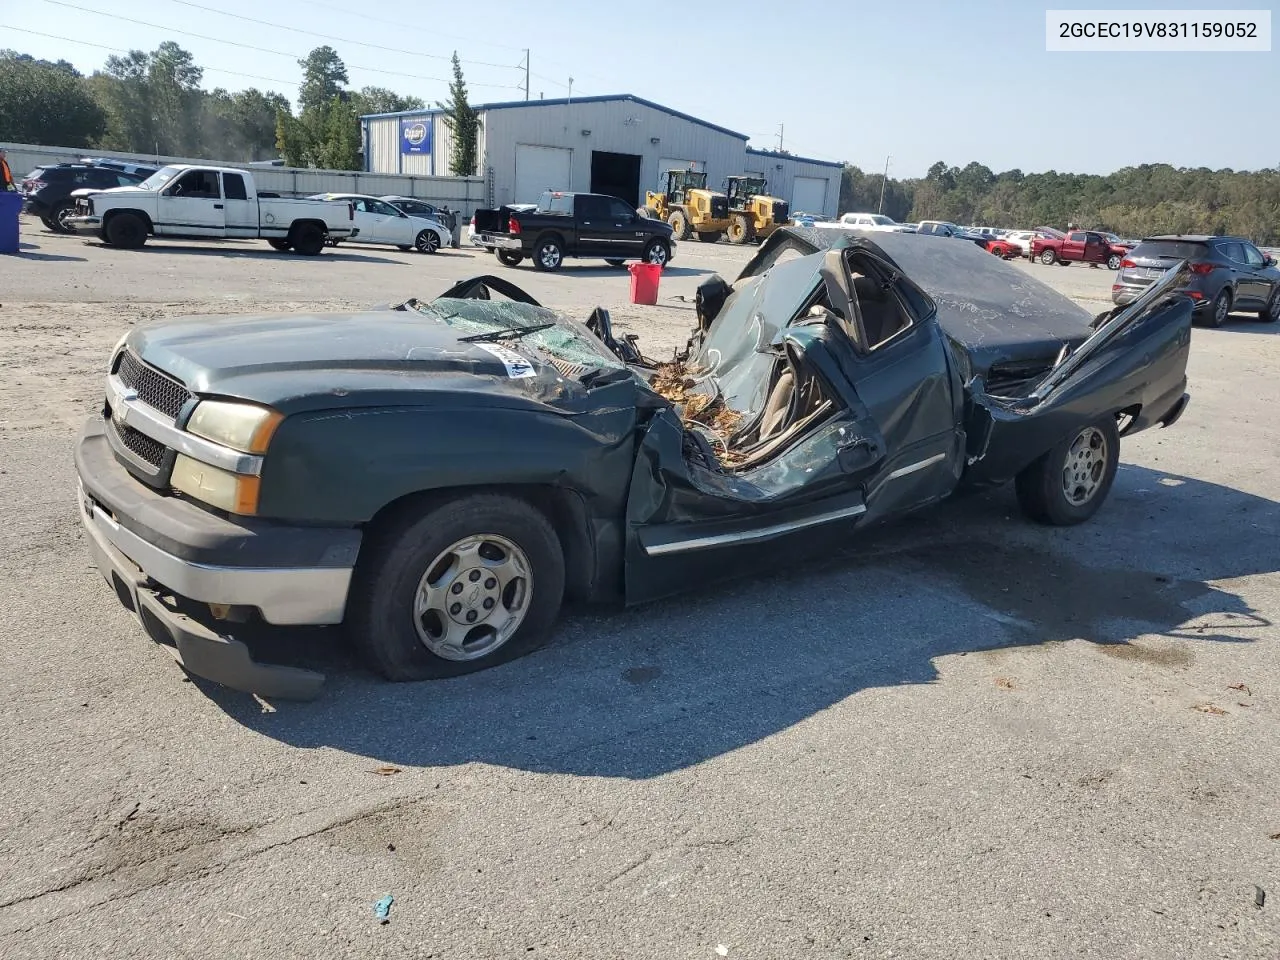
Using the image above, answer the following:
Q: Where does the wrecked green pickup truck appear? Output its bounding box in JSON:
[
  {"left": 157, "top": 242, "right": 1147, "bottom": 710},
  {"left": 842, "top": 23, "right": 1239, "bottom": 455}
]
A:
[{"left": 75, "top": 228, "right": 1192, "bottom": 698}]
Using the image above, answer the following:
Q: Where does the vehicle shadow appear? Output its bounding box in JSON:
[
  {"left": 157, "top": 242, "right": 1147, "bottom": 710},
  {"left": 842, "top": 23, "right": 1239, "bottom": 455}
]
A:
[
  {"left": 79, "top": 241, "right": 404, "bottom": 265},
  {"left": 9, "top": 242, "right": 86, "bottom": 263},
  {"left": 207, "top": 462, "right": 1278, "bottom": 779}
]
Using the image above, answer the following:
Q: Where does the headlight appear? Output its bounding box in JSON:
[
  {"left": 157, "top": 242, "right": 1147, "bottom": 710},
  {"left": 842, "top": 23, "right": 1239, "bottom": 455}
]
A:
[
  {"left": 186, "top": 400, "right": 282, "bottom": 454},
  {"left": 171, "top": 454, "right": 261, "bottom": 515}
]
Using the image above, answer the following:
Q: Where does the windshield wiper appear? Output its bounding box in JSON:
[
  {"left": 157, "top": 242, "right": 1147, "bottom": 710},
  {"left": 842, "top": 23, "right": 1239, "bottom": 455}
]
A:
[{"left": 457, "top": 322, "right": 556, "bottom": 343}]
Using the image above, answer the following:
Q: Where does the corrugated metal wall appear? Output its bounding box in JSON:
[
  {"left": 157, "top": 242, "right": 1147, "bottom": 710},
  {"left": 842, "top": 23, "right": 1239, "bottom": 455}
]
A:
[
  {"left": 746, "top": 149, "right": 841, "bottom": 218},
  {"left": 479, "top": 100, "right": 748, "bottom": 208},
  {"left": 5, "top": 140, "right": 487, "bottom": 214},
  {"left": 365, "top": 112, "right": 485, "bottom": 179}
]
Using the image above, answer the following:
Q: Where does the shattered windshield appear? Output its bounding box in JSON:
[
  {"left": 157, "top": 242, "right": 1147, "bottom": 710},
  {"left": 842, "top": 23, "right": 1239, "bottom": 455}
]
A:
[
  {"left": 689, "top": 253, "right": 826, "bottom": 416},
  {"left": 412, "top": 298, "right": 625, "bottom": 372}
]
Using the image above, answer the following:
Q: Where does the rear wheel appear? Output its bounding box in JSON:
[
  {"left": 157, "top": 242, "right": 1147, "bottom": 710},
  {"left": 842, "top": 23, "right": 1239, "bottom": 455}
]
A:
[
  {"left": 105, "top": 213, "right": 147, "bottom": 249},
  {"left": 49, "top": 200, "right": 76, "bottom": 233},
  {"left": 415, "top": 229, "right": 440, "bottom": 254},
  {"left": 348, "top": 493, "right": 565, "bottom": 681},
  {"left": 290, "top": 222, "right": 326, "bottom": 256},
  {"left": 533, "top": 237, "right": 564, "bottom": 271},
  {"left": 496, "top": 249, "right": 524, "bottom": 266},
  {"left": 267, "top": 239, "right": 292, "bottom": 251},
  {"left": 1039, "top": 249, "right": 1057, "bottom": 265},
  {"left": 1106, "top": 252, "right": 1122, "bottom": 270},
  {"left": 1208, "top": 288, "right": 1232, "bottom": 327},
  {"left": 668, "top": 209, "right": 691, "bottom": 241},
  {"left": 605, "top": 258, "right": 626, "bottom": 267},
  {"left": 1015, "top": 416, "right": 1120, "bottom": 526}
]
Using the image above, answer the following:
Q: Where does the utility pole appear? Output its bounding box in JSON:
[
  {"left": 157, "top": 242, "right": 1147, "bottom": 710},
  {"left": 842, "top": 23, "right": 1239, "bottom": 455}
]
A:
[
  {"left": 522, "top": 49, "right": 530, "bottom": 101},
  {"left": 877, "top": 154, "right": 891, "bottom": 214},
  {"left": 776, "top": 123, "right": 784, "bottom": 152}
]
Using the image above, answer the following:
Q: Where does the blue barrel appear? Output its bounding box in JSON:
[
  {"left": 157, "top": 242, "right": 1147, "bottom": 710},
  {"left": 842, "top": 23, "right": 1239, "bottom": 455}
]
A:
[{"left": 0, "top": 191, "right": 22, "bottom": 254}]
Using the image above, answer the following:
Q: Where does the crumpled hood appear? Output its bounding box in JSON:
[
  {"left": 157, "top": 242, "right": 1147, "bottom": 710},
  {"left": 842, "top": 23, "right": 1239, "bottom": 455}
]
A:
[
  {"left": 126, "top": 301, "right": 621, "bottom": 414},
  {"left": 71, "top": 185, "right": 150, "bottom": 200}
]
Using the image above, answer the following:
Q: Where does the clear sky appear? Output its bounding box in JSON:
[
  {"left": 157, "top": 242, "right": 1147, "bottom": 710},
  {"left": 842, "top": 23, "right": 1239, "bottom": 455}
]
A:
[{"left": 3, "top": 0, "right": 1277, "bottom": 177}]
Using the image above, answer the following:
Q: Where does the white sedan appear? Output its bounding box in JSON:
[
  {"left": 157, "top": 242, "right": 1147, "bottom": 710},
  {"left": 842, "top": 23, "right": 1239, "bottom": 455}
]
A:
[{"left": 308, "top": 193, "right": 451, "bottom": 253}]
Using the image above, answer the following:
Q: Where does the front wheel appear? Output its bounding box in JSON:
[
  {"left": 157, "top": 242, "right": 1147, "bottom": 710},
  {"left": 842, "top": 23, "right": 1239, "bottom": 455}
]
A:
[
  {"left": 642, "top": 239, "right": 671, "bottom": 267},
  {"left": 347, "top": 493, "right": 565, "bottom": 681},
  {"left": 667, "top": 210, "right": 691, "bottom": 241},
  {"left": 533, "top": 237, "right": 564, "bottom": 271},
  {"left": 1259, "top": 290, "right": 1280, "bottom": 323},
  {"left": 415, "top": 230, "right": 440, "bottom": 254},
  {"left": 1106, "top": 253, "right": 1122, "bottom": 270},
  {"left": 496, "top": 249, "right": 524, "bottom": 266},
  {"left": 104, "top": 213, "right": 147, "bottom": 249},
  {"left": 1038, "top": 249, "right": 1056, "bottom": 265},
  {"left": 1015, "top": 416, "right": 1120, "bottom": 526}
]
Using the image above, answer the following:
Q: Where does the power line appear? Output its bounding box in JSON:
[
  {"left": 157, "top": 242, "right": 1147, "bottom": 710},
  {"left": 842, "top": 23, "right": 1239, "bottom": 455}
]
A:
[
  {"left": 0, "top": 24, "right": 299, "bottom": 86},
  {"left": 160, "top": 0, "right": 518, "bottom": 69},
  {"left": 35, "top": 0, "right": 523, "bottom": 92},
  {"left": 292, "top": 0, "right": 526, "bottom": 53}
]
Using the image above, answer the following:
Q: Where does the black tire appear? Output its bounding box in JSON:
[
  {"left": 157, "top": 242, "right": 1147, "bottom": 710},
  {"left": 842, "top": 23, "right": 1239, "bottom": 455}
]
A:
[
  {"left": 290, "top": 222, "right": 326, "bottom": 256},
  {"left": 49, "top": 200, "right": 76, "bottom": 233},
  {"left": 1015, "top": 416, "right": 1120, "bottom": 526},
  {"left": 532, "top": 236, "right": 564, "bottom": 271},
  {"left": 267, "top": 239, "right": 292, "bottom": 251},
  {"left": 348, "top": 493, "right": 565, "bottom": 681},
  {"left": 1106, "top": 253, "right": 1122, "bottom": 270},
  {"left": 642, "top": 239, "right": 671, "bottom": 267},
  {"left": 40, "top": 215, "right": 58, "bottom": 232},
  {"left": 415, "top": 229, "right": 440, "bottom": 254},
  {"left": 727, "top": 214, "right": 754, "bottom": 245},
  {"left": 640, "top": 206, "right": 660, "bottom": 220},
  {"left": 1207, "top": 287, "right": 1231, "bottom": 328},
  {"left": 496, "top": 249, "right": 524, "bottom": 266},
  {"left": 668, "top": 209, "right": 691, "bottom": 241},
  {"left": 605, "top": 258, "right": 626, "bottom": 267},
  {"left": 105, "top": 212, "right": 147, "bottom": 249},
  {"left": 1259, "top": 289, "right": 1280, "bottom": 323},
  {"left": 696, "top": 231, "right": 723, "bottom": 243},
  {"left": 1038, "top": 249, "right": 1056, "bottom": 265}
]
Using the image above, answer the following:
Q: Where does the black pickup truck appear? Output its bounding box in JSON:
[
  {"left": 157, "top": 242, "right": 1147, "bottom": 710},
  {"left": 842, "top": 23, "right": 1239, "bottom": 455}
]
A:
[{"left": 474, "top": 192, "right": 675, "bottom": 271}]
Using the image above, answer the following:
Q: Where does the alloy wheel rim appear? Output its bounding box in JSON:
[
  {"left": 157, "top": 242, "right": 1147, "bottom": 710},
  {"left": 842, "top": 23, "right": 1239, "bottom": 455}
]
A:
[
  {"left": 1216, "top": 295, "right": 1229, "bottom": 322},
  {"left": 412, "top": 533, "right": 533, "bottom": 661},
  {"left": 649, "top": 245, "right": 667, "bottom": 265},
  {"left": 1061, "top": 426, "right": 1108, "bottom": 506},
  {"left": 540, "top": 245, "right": 561, "bottom": 268}
]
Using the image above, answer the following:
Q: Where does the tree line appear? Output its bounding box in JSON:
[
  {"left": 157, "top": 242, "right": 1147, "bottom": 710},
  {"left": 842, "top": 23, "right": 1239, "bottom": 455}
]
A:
[
  {"left": 840, "top": 160, "right": 1280, "bottom": 244},
  {"left": 0, "top": 44, "right": 478, "bottom": 174}
]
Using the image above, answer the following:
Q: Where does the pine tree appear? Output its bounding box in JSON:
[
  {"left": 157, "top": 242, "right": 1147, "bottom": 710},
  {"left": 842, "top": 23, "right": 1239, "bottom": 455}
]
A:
[{"left": 437, "top": 53, "right": 480, "bottom": 176}]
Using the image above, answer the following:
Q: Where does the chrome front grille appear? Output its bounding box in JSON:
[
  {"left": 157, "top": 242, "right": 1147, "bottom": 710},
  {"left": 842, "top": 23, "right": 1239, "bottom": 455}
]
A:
[
  {"left": 114, "top": 349, "right": 192, "bottom": 420},
  {"left": 118, "top": 423, "right": 166, "bottom": 467}
]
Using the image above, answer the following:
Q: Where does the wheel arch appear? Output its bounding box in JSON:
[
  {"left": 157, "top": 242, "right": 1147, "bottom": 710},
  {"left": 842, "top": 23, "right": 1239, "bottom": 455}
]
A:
[
  {"left": 360, "top": 483, "right": 604, "bottom": 603},
  {"left": 102, "top": 207, "right": 154, "bottom": 234},
  {"left": 288, "top": 217, "right": 330, "bottom": 236}
]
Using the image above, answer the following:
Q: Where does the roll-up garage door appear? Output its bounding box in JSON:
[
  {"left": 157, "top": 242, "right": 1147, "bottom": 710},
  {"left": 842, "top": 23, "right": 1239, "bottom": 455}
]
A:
[
  {"left": 514, "top": 145, "right": 572, "bottom": 204},
  {"left": 792, "top": 176, "right": 829, "bottom": 215}
]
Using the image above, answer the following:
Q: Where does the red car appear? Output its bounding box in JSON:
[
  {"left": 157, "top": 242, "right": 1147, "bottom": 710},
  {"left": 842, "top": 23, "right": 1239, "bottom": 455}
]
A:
[{"left": 983, "top": 237, "right": 1022, "bottom": 259}]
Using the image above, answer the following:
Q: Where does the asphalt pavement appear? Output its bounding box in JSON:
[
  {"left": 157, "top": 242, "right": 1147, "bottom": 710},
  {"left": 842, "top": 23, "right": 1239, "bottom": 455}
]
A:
[{"left": 1, "top": 222, "right": 1277, "bottom": 959}]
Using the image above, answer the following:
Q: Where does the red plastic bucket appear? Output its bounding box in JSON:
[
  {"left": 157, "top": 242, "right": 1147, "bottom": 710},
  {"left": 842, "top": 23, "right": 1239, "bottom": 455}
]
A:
[{"left": 628, "top": 261, "right": 661, "bottom": 305}]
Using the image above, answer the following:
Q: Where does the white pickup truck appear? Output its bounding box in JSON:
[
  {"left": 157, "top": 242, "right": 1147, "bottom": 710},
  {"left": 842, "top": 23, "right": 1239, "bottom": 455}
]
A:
[{"left": 65, "top": 164, "right": 358, "bottom": 255}]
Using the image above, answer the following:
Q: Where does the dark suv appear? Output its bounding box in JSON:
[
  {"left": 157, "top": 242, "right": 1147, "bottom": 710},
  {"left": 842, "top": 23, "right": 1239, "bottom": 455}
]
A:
[
  {"left": 21, "top": 163, "right": 158, "bottom": 232},
  {"left": 1112, "top": 235, "right": 1280, "bottom": 327}
]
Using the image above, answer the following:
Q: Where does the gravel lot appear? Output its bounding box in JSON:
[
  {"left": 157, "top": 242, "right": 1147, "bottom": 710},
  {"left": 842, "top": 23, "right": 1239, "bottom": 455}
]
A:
[{"left": 2, "top": 219, "right": 1278, "bottom": 959}]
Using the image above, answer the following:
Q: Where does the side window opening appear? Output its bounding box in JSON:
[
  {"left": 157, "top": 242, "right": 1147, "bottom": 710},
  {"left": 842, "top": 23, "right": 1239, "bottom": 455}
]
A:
[
  {"left": 845, "top": 252, "right": 914, "bottom": 350},
  {"left": 223, "top": 174, "right": 247, "bottom": 201}
]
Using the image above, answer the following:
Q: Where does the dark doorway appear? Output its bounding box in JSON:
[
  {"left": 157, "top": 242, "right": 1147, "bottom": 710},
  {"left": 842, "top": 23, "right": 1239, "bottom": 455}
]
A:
[{"left": 590, "top": 151, "right": 642, "bottom": 207}]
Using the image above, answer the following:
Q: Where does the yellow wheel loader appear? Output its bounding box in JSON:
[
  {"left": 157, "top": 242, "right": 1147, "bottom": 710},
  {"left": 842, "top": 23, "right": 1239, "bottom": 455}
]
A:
[
  {"left": 724, "top": 175, "right": 790, "bottom": 245},
  {"left": 642, "top": 168, "right": 730, "bottom": 243}
]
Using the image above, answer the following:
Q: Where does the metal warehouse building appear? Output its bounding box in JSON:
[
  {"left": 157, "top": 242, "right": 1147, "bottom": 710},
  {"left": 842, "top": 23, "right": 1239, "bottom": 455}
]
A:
[{"left": 360, "top": 94, "right": 841, "bottom": 218}]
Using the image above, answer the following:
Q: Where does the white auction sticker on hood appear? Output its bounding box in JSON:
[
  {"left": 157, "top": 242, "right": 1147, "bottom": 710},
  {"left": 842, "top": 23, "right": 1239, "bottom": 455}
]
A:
[{"left": 475, "top": 342, "right": 537, "bottom": 378}]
